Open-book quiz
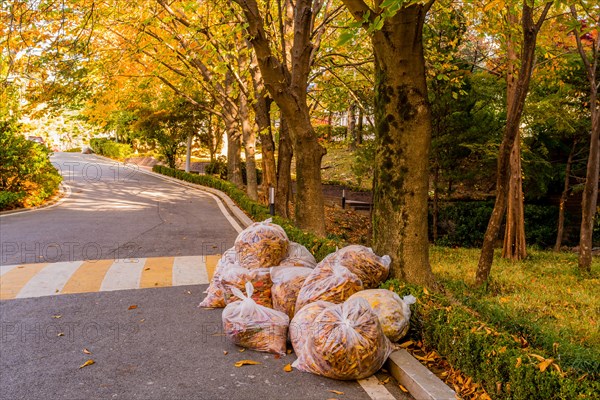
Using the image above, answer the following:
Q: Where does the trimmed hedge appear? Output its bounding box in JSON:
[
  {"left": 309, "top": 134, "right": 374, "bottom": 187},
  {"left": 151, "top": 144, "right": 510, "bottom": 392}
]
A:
[
  {"left": 382, "top": 280, "right": 599, "bottom": 400},
  {"left": 89, "top": 138, "right": 132, "bottom": 159},
  {"left": 152, "top": 165, "right": 339, "bottom": 261}
]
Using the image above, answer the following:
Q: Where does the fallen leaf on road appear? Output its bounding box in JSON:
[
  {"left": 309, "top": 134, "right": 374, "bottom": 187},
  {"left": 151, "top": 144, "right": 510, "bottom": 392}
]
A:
[
  {"left": 79, "top": 360, "right": 95, "bottom": 369},
  {"left": 144, "top": 268, "right": 150, "bottom": 271},
  {"left": 128, "top": 305, "right": 138, "bottom": 310},
  {"left": 234, "top": 360, "right": 261, "bottom": 367},
  {"left": 283, "top": 363, "right": 292, "bottom": 372},
  {"left": 286, "top": 349, "right": 293, "bottom": 354},
  {"left": 52, "top": 315, "right": 62, "bottom": 319},
  {"left": 185, "top": 290, "right": 192, "bottom": 295},
  {"left": 83, "top": 349, "right": 91, "bottom": 355},
  {"left": 399, "top": 384, "right": 409, "bottom": 393},
  {"left": 57, "top": 333, "right": 64, "bottom": 337},
  {"left": 238, "top": 348, "right": 245, "bottom": 353},
  {"left": 378, "top": 377, "right": 390, "bottom": 385},
  {"left": 223, "top": 351, "right": 228, "bottom": 355},
  {"left": 328, "top": 390, "right": 344, "bottom": 395},
  {"left": 140, "top": 319, "right": 145, "bottom": 322}
]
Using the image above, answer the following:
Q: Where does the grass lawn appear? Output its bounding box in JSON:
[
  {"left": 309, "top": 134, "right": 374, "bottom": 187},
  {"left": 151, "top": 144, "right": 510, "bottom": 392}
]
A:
[{"left": 430, "top": 246, "right": 600, "bottom": 372}]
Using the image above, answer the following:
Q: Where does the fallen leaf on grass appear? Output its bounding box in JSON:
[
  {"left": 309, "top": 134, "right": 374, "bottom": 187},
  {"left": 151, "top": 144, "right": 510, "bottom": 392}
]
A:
[
  {"left": 128, "top": 305, "right": 137, "bottom": 310},
  {"left": 515, "top": 357, "right": 522, "bottom": 368},
  {"left": 79, "top": 359, "right": 95, "bottom": 369},
  {"left": 538, "top": 359, "right": 554, "bottom": 372},
  {"left": 283, "top": 363, "right": 292, "bottom": 372},
  {"left": 234, "top": 360, "right": 261, "bottom": 367},
  {"left": 423, "top": 287, "right": 430, "bottom": 295},
  {"left": 83, "top": 349, "right": 91, "bottom": 355},
  {"left": 399, "top": 385, "right": 409, "bottom": 393},
  {"left": 328, "top": 390, "right": 344, "bottom": 395}
]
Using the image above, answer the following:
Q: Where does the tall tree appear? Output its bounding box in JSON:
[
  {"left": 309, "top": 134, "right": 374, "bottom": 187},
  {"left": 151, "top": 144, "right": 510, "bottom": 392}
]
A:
[
  {"left": 475, "top": 1, "right": 553, "bottom": 286},
  {"left": 340, "top": 0, "right": 436, "bottom": 285},
  {"left": 570, "top": 3, "right": 599, "bottom": 272},
  {"left": 233, "top": 0, "right": 334, "bottom": 235}
]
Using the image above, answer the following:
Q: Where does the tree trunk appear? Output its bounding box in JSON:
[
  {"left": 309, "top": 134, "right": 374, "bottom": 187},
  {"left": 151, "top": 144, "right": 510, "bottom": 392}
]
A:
[
  {"left": 475, "top": 2, "right": 552, "bottom": 286},
  {"left": 357, "top": 106, "right": 364, "bottom": 145},
  {"left": 239, "top": 93, "right": 258, "bottom": 201},
  {"left": 502, "top": 134, "right": 527, "bottom": 260},
  {"left": 327, "top": 111, "right": 333, "bottom": 141},
  {"left": 185, "top": 133, "right": 193, "bottom": 173},
  {"left": 276, "top": 117, "right": 293, "bottom": 218},
  {"left": 554, "top": 140, "right": 577, "bottom": 251},
  {"left": 579, "top": 89, "right": 599, "bottom": 272},
  {"left": 433, "top": 164, "right": 439, "bottom": 243},
  {"left": 224, "top": 117, "right": 243, "bottom": 186},
  {"left": 347, "top": 103, "right": 356, "bottom": 150},
  {"left": 370, "top": 5, "right": 435, "bottom": 286}
]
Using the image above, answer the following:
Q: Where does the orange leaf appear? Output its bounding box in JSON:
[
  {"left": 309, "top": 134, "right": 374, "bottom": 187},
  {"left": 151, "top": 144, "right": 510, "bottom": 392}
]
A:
[
  {"left": 328, "top": 390, "right": 344, "bottom": 395},
  {"left": 79, "top": 359, "right": 95, "bottom": 369},
  {"left": 515, "top": 357, "right": 522, "bottom": 368},
  {"left": 538, "top": 359, "right": 554, "bottom": 372},
  {"left": 399, "top": 340, "right": 414, "bottom": 348},
  {"left": 283, "top": 363, "right": 292, "bottom": 372},
  {"left": 399, "top": 384, "right": 408, "bottom": 393},
  {"left": 128, "top": 305, "right": 137, "bottom": 310},
  {"left": 234, "top": 360, "right": 261, "bottom": 367}
]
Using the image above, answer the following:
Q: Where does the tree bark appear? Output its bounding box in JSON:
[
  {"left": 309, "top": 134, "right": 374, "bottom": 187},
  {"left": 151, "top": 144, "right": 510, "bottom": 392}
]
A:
[
  {"left": 570, "top": 5, "right": 600, "bottom": 272},
  {"left": 502, "top": 134, "right": 527, "bottom": 260},
  {"left": 185, "top": 132, "right": 193, "bottom": 173},
  {"left": 554, "top": 139, "right": 577, "bottom": 251},
  {"left": 357, "top": 106, "right": 364, "bottom": 145},
  {"left": 239, "top": 93, "right": 258, "bottom": 201},
  {"left": 224, "top": 117, "right": 243, "bottom": 186},
  {"left": 347, "top": 103, "right": 356, "bottom": 150},
  {"left": 475, "top": 1, "right": 553, "bottom": 286},
  {"left": 433, "top": 164, "right": 440, "bottom": 243},
  {"left": 276, "top": 117, "right": 293, "bottom": 218},
  {"left": 368, "top": 5, "right": 436, "bottom": 286}
]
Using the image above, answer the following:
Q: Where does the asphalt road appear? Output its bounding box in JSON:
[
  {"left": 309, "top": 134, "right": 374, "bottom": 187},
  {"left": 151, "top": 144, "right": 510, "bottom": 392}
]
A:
[
  {"left": 0, "top": 153, "right": 408, "bottom": 399},
  {"left": 1, "top": 153, "right": 239, "bottom": 266}
]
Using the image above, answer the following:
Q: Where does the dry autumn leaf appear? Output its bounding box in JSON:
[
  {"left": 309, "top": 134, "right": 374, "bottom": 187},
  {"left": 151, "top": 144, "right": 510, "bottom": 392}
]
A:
[
  {"left": 423, "top": 287, "right": 430, "bottom": 295},
  {"left": 515, "top": 357, "right": 522, "bottom": 368},
  {"left": 399, "top": 384, "right": 409, "bottom": 393},
  {"left": 538, "top": 358, "right": 554, "bottom": 372},
  {"left": 83, "top": 349, "right": 91, "bottom": 355},
  {"left": 328, "top": 390, "right": 344, "bottom": 395},
  {"left": 57, "top": 333, "right": 64, "bottom": 337},
  {"left": 238, "top": 348, "right": 245, "bottom": 353},
  {"left": 79, "top": 359, "right": 95, "bottom": 369},
  {"left": 399, "top": 340, "right": 414, "bottom": 348},
  {"left": 379, "top": 377, "right": 390, "bottom": 385},
  {"left": 52, "top": 315, "right": 61, "bottom": 319},
  {"left": 223, "top": 351, "right": 228, "bottom": 355},
  {"left": 234, "top": 360, "right": 261, "bottom": 367},
  {"left": 283, "top": 363, "right": 292, "bottom": 372},
  {"left": 128, "top": 305, "right": 137, "bottom": 310}
]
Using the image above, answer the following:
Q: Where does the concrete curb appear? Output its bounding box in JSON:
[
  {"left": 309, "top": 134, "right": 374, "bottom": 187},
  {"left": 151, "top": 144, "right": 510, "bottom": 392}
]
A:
[
  {"left": 386, "top": 349, "right": 456, "bottom": 400},
  {"left": 0, "top": 182, "right": 71, "bottom": 217}
]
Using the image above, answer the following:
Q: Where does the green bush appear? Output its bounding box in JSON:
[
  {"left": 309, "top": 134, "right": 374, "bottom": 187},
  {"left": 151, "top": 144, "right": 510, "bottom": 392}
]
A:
[
  {"left": 0, "top": 123, "right": 62, "bottom": 210},
  {"left": 65, "top": 147, "right": 82, "bottom": 152},
  {"left": 89, "top": 138, "right": 132, "bottom": 159},
  {"left": 382, "top": 279, "right": 600, "bottom": 399},
  {"left": 153, "top": 165, "right": 339, "bottom": 261}
]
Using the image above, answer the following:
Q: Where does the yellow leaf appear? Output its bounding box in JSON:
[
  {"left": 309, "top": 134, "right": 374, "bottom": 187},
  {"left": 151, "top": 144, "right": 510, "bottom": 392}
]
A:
[
  {"left": 283, "top": 363, "right": 292, "bottom": 372},
  {"left": 538, "top": 359, "right": 554, "bottom": 372},
  {"left": 499, "top": 346, "right": 507, "bottom": 353},
  {"left": 234, "top": 360, "right": 261, "bottom": 367},
  {"left": 515, "top": 357, "right": 522, "bottom": 368},
  {"left": 553, "top": 363, "right": 562, "bottom": 374},
  {"left": 52, "top": 315, "right": 62, "bottom": 319},
  {"left": 379, "top": 377, "right": 390, "bottom": 385},
  {"left": 238, "top": 348, "right": 246, "bottom": 353},
  {"left": 79, "top": 359, "right": 95, "bottom": 369},
  {"left": 399, "top": 384, "right": 409, "bottom": 393},
  {"left": 529, "top": 354, "right": 545, "bottom": 362},
  {"left": 328, "top": 390, "right": 344, "bottom": 395},
  {"left": 399, "top": 340, "right": 414, "bottom": 348},
  {"left": 83, "top": 349, "right": 91, "bottom": 355},
  {"left": 423, "top": 287, "right": 430, "bottom": 295}
]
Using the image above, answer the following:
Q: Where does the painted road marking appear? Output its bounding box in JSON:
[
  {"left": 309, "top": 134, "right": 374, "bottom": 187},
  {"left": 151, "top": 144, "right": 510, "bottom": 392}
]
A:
[
  {"left": 61, "top": 259, "right": 114, "bottom": 294},
  {"left": 100, "top": 259, "right": 145, "bottom": 292},
  {"left": 205, "top": 255, "right": 221, "bottom": 281},
  {"left": 358, "top": 376, "right": 397, "bottom": 400},
  {"left": 0, "top": 264, "right": 49, "bottom": 300},
  {"left": 172, "top": 256, "right": 208, "bottom": 286},
  {"left": 16, "top": 261, "right": 84, "bottom": 299},
  {"left": 140, "top": 256, "right": 174, "bottom": 288},
  {"left": 0, "top": 256, "right": 219, "bottom": 300}
]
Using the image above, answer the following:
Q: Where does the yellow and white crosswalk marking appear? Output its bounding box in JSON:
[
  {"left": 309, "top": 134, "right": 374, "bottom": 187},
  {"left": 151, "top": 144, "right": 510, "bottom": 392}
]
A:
[{"left": 0, "top": 255, "right": 221, "bottom": 300}]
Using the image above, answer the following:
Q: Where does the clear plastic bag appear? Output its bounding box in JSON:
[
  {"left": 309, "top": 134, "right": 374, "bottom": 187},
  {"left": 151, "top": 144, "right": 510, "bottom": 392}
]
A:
[
  {"left": 278, "top": 242, "right": 317, "bottom": 269},
  {"left": 324, "top": 245, "right": 390, "bottom": 289},
  {"left": 221, "top": 266, "right": 273, "bottom": 308},
  {"left": 289, "top": 300, "right": 334, "bottom": 354},
  {"left": 292, "top": 297, "right": 393, "bottom": 380},
  {"left": 235, "top": 219, "right": 289, "bottom": 269},
  {"left": 222, "top": 282, "right": 290, "bottom": 355},
  {"left": 348, "top": 289, "right": 415, "bottom": 342},
  {"left": 199, "top": 247, "right": 239, "bottom": 308},
  {"left": 295, "top": 258, "right": 363, "bottom": 312},
  {"left": 270, "top": 266, "right": 313, "bottom": 319}
]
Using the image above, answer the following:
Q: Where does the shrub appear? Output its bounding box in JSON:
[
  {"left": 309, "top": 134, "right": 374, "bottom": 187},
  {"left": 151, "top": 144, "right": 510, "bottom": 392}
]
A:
[
  {"left": 89, "top": 138, "right": 132, "bottom": 159},
  {"left": 0, "top": 124, "right": 62, "bottom": 210},
  {"left": 382, "top": 279, "right": 600, "bottom": 400},
  {"left": 65, "top": 147, "right": 82, "bottom": 153}
]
